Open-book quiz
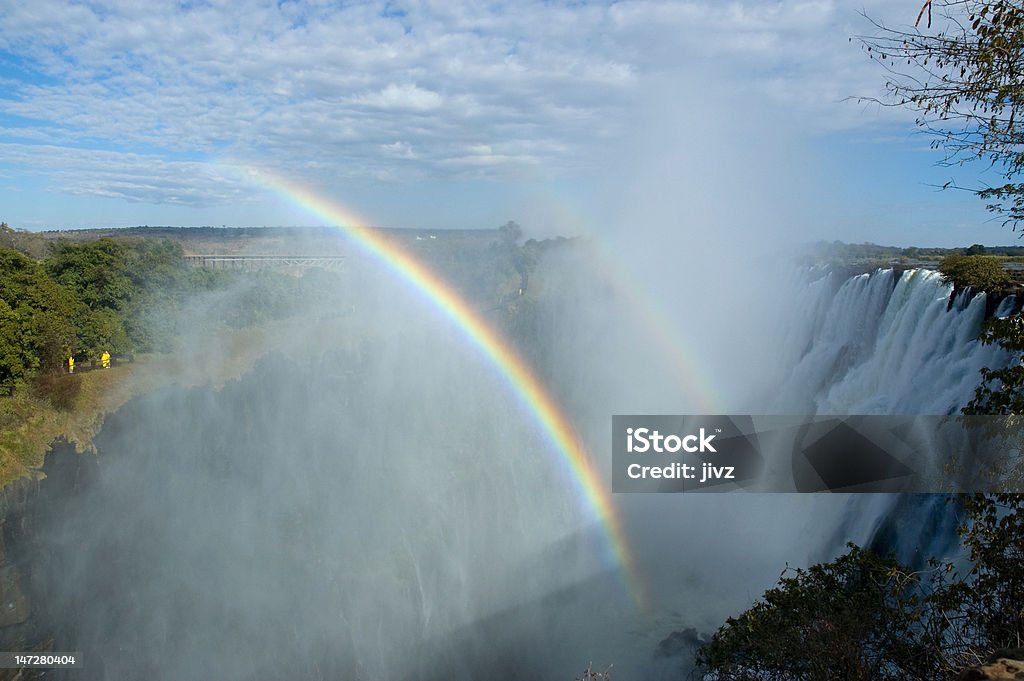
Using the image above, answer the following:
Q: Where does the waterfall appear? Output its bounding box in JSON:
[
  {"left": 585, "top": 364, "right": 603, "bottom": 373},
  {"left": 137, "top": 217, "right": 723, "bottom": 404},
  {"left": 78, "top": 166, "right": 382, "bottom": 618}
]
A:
[
  {"left": 772, "top": 267, "right": 1017, "bottom": 568},
  {"left": 775, "top": 268, "right": 1012, "bottom": 415}
]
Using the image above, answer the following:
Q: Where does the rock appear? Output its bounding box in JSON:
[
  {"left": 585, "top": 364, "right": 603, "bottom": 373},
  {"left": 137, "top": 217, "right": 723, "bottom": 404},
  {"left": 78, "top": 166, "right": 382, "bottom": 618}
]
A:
[
  {"left": 960, "top": 656, "right": 1024, "bottom": 680},
  {"left": 0, "top": 565, "right": 29, "bottom": 627}
]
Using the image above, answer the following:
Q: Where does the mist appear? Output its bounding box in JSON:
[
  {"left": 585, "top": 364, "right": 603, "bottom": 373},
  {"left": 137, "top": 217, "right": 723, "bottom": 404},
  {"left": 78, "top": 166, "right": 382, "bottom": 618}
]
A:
[
  {"left": 22, "top": 229, "right": 862, "bottom": 681},
  {"left": 31, "top": 264, "right": 621, "bottom": 680},
  {"left": 14, "top": 61, "right": 975, "bottom": 681}
]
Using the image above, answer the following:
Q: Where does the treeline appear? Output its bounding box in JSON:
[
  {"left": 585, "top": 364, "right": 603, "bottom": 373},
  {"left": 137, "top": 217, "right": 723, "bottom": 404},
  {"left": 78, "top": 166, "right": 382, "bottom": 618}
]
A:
[
  {"left": 807, "top": 241, "right": 1024, "bottom": 262},
  {"left": 0, "top": 236, "right": 313, "bottom": 395}
]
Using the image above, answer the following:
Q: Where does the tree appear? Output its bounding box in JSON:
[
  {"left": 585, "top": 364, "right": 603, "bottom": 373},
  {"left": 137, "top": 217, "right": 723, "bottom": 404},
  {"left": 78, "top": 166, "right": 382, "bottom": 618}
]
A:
[
  {"left": 0, "top": 299, "right": 37, "bottom": 394},
  {"left": 860, "top": 1, "right": 1024, "bottom": 227},
  {"left": 44, "top": 237, "right": 219, "bottom": 353},
  {"left": 0, "top": 248, "right": 81, "bottom": 390},
  {"left": 494, "top": 221, "right": 537, "bottom": 294},
  {"left": 46, "top": 239, "right": 134, "bottom": 312},
  {"left": 937, "top": 253, "right": 1011, "bottom": 290},
  {"left": 938, "top": 494, "right": 1024, "bottom": 657}
]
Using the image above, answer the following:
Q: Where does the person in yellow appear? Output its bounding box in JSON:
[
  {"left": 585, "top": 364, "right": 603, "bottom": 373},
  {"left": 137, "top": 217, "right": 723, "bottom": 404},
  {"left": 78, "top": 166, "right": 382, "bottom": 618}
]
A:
[
  {"left": 100, "top": 351, "right": 110, "bottom": 369},
  {"left": 68, "top": 356, "right": 74, "bottom": 374}
]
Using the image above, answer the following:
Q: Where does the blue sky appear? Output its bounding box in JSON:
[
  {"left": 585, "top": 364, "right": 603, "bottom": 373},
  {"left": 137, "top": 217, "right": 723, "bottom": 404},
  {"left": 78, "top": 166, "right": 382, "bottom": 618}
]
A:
[{"left": 0, "top": 0, "right": 1018, "bottom": 247}]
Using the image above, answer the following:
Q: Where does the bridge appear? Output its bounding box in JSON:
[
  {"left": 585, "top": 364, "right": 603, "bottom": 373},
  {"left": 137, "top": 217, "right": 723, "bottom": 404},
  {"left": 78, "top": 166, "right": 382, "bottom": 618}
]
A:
[{"left": 183, "top": 255, "right": 346, "bottom": 271}]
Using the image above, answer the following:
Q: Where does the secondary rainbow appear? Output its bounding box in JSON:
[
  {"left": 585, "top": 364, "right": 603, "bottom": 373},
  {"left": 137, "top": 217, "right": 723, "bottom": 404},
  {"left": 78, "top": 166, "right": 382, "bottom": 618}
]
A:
[
  {"left": 235, "top": 166, "right": 646, "bottom": 607},
  {"left": 484, "top": 168, "right": 722, "bottom": 412}
]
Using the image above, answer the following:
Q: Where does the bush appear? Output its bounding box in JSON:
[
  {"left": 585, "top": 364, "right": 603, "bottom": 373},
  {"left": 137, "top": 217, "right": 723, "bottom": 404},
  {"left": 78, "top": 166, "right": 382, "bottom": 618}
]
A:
[
  {"left": 32, "top": 371, "right": 82, "bottom": 411},
  {"left": 695, "top": 545, "right": 938, "bottom": 681},
  {"left": 938, "top": 255, "right": 1011, "bottom": 292},
  {"left": 696, "top": 495, "right": 1024, "bottom": 681}
]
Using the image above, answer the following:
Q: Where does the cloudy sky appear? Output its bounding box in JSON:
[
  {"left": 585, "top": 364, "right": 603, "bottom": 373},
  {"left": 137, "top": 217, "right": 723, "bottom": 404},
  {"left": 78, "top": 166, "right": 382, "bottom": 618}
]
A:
[{"left": 0, "top": 0, "right": 1016, "bottom": 246}]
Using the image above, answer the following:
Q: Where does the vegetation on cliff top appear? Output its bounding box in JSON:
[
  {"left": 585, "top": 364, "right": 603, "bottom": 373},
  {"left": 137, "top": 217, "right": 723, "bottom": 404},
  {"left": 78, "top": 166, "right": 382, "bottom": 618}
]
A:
[
  {"left": 697, "top": 495, "right": 1024, "bottom": 681},
  {"left": 938, "top": 254, "right": 1013, "bottom": 292}
]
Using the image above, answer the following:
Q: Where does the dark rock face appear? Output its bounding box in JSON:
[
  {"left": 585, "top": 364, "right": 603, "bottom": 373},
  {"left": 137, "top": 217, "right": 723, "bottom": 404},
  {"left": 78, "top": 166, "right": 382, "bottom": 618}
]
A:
[
  {"left": 0, "top": 440, "right": 99, "bottom": 679},
  {"left": 0, "top": 564, "right": 31, "bottom": 628}
]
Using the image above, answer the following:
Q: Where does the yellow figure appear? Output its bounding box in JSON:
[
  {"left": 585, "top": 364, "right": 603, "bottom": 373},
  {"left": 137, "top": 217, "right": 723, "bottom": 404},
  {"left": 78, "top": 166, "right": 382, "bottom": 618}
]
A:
[
  {"left": 68, "top": 356, "right": 74, "bottom": 374},
  {"left": 101, "top": 351, "right": 111, "bottom": 369}
]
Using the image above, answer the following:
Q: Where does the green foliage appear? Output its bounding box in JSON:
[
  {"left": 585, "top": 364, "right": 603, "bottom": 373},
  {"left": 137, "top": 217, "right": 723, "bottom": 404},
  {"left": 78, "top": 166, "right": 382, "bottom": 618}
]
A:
[
  {"left": 0, "top": 247, "right": 81, "bottom": 392},
  {"left": 0, "top": 299, "right": 37, "bottom": 395},
  {"left": 798, "top": 242, "right": 1024, "bottom": 272},
  {"left": 943, "top": 494, "right": 1024, "bottom": 655},
  {"left": 964, "top": 315, "right": 1024, "bottom": 414},
  {"left": 938, "top": 254, "right": 1011, "bottom": 291},
  {"left": 0, "top": 232, "right": 312, "bottom": 392},
  {"left": 79, "top": 308, "right": 131, "bottom": 358},
  {"left": 961, "top": 308, "right": 1024, "bottom": 472},
  {"left": 45, "top": 238, "right": 233, "bottom": 354},
  {"left": 696, "top": 545, "right": 937, "bottom": 681},
  {"left": 697, "top": 496, "right": 1024, "bottom": 681},
  {"left": 0, "top": 224, "right": 565, "bottom": 399},
  {"left": 46, "top": 239, "right": 134, "bottom": 311},
  {"left": 861, "top": 1, "right": 1024, "bottom": 228}
]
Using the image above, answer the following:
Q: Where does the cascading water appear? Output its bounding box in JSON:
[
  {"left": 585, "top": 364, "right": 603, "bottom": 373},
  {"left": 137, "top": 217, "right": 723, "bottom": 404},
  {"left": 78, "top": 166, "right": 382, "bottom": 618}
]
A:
[
  {"left": 774, "top": 268, "right": 1013, "bottom": 416},
  {"left": 769, "top": 267, "right": 1017, "bottom": 568}
]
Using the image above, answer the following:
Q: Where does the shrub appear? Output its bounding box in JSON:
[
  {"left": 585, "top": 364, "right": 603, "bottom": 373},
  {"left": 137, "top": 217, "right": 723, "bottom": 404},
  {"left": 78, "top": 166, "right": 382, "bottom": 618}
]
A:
[
  {"left": 32, "top": 371, "right": 82, "bottom": 411},
  {"left": 696, "top": 495, "right": 1024, "bottom": 681},
  {"left": 938, "top": 255, "right": 1011, "bottom": 292}
]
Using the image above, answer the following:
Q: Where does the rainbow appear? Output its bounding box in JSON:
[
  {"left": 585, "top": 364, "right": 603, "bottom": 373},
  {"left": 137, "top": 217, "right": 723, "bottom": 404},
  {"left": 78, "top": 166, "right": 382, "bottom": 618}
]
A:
[{"left": 234, "top": 166, "right": 646, "bottom": 607}]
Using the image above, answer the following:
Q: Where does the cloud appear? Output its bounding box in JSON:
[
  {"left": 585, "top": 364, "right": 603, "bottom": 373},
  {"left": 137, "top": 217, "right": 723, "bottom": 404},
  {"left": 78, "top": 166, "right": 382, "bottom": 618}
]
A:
[
  {"left": 0, "top": 1, "right": 920, "bottom": 210},
  {"left": 354, "top": 83, "right": 444, "bottom": 111},
  {"left": 379, "top": 141, "right": 416, "bottom": 159},
  {"left": 0, "top": 143, "right": 249, "bottom": 206}
]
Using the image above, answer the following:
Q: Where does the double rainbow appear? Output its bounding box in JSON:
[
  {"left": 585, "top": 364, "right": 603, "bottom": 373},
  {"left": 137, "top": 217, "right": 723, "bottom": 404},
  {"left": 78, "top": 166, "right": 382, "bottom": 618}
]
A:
[{"left": 237, "top": 167, "right": 646, "bottom": 607}]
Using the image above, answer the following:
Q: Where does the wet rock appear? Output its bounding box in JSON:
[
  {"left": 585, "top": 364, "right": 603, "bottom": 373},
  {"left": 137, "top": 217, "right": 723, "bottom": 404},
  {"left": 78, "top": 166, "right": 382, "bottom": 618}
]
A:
[{"left": 0, "top": 565, "right": 29, "bottom": 627}]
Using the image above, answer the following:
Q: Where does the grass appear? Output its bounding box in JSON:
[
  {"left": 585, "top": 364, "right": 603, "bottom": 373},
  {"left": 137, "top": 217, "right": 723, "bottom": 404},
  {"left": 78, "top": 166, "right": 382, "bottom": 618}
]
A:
[{"left": 0, "top": 375, "right": 108, "bottom": 488}]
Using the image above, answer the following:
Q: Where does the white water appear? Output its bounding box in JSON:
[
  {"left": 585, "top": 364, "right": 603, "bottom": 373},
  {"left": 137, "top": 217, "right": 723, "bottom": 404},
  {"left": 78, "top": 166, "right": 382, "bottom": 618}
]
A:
[
  {"left": 765, "top": 267, "right": 1016, "bottom": 562},
  {"left": 772, "top": 268, "right": 1013, "bottom": 415}
]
